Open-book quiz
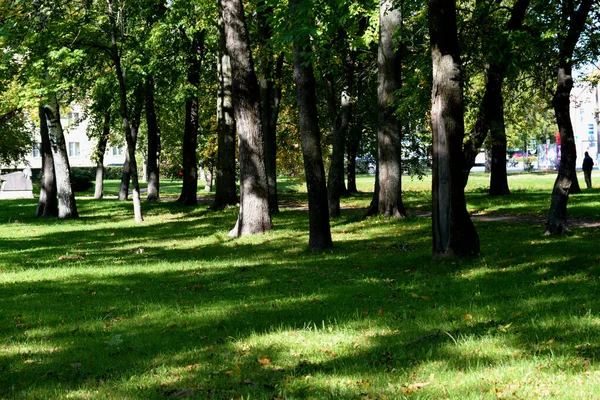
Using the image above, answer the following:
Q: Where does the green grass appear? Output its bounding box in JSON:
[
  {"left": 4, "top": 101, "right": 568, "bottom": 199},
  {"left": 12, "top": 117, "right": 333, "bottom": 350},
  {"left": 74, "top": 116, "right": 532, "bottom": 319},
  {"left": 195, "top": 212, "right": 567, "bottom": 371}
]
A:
[{"left": 2, "top": 172, "right": 600, "bottom": 399}]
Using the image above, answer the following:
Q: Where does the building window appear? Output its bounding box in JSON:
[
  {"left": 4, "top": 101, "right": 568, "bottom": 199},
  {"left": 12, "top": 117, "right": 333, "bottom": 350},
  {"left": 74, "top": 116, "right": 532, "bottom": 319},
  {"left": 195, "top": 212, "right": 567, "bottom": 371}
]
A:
[
  {"left": 112, "top": 146, "right": 123, "bottom": 156},
  {"left": 32, "top": 143, "right": 41, "bottom": 158},
  {"left": 68, "top": 142, "right": 80, "bottom": 157}
]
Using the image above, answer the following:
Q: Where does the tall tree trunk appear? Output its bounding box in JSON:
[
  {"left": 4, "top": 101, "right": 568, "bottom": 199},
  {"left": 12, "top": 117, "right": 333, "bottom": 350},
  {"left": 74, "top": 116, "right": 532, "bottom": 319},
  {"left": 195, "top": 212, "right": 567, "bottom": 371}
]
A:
[
  {"left": 178, "top": 30, "right": 205, "bottom": 206},
  {"left": 545, "top": 0, "right": 594, "bottom": 235},
  {"left": 257, "top": 4, "right": 283, "bottom": 214},
  {"left": 43, "top": 93, "right": 78, "bottom": 219},
  {"left": 326, "top": 70, "right": 352, "bottom": 218},
  {"left": 462, "top": 0, "right": 530, "bottom": 187},
  {"left": 145, "top": 76, "right": 160, "bottom": 202},
  {"left": 109, "top": 2, "right": 143, "bottom": 223},
  {"left": 488, "top": 78, "right": 510, "bottom": 195},
  {"left": 214, "top": 0, "right": 238, "bottom": 210},
  {"left": 222, "top": 0, "right": 272, "bottom": 237},
  {"left": 94, "top": 112, "right": 111, "bottom": 199},
  {"left": 373, "top": 0, "right": 406, "bottom": 218},
  {"left": 118, "top": 85, "right": 142, "bottom": 201},
  {"left": 346, "top": 121, "right": 361, "bottom": 194},
  {"left": 291, "top": 0, "right": 333, "bottom": 251},
  {"left": 36, "top": 104, "right": 58, "bottom": 217},
  {"left": 429, "top": 0, "right": 479, "bottom": 257}
]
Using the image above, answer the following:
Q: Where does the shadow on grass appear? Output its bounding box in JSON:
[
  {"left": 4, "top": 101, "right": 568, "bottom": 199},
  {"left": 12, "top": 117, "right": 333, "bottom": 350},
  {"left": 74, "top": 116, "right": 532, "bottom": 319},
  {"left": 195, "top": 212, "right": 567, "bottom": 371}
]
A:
[{"left": 1, "top": 198, "right": 600, "bottom": 398}]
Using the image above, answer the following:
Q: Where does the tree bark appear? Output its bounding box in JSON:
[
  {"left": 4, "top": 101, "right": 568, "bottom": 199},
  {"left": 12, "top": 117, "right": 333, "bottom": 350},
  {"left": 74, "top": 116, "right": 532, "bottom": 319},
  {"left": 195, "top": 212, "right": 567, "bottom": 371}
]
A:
[
  {"left": 462, "top": 0, "right": 530, "bottom": 188},
  {"left": 373, "top": 0, "right": 406, "bottom": 218},
  {"left": 36, "top": 104, "right": 58, "bottom": 217},
  {"left": 222, "top": 0, "right": 272, "bottom": 237},
  {"left": 145, "top": 76, "right": 160, "bottom": 202},
  {"left": 346, "top": 121, "right": 361, "bottom": 194},
  {"left": 94, "top": 112, "right": 111, "bottom": 199},
  {"left": 118, "top": 85, "right": 142, "bottom": 201},
  {"left": 291, "top": 0, "right": 333, "bottom": 251},
  {"left": 108, "top": 0, "right": 143, "bottom": 222},
  {"left": 214, "top": 0, "right": 238, "bottom": 210},
  {"left": 326, "top": 70, "right": 352, "bottom": 218},
  {"left": 488, "top": 78, "right": 510, "bottom": 195},
  {"left": 429, "top": 0, "right": 479, "bottom": 257},
  {"left": 545, "top": 0, "right": 594, "bottom": 235},
  {"left": 257, "top": 4, "right": 283, "bottom": 214},
  {"left": 178, "top": 30, "right": 205, "bottom": 206},
  {"left": 43, "top": 93, "right": 78, "bottom": 219}
]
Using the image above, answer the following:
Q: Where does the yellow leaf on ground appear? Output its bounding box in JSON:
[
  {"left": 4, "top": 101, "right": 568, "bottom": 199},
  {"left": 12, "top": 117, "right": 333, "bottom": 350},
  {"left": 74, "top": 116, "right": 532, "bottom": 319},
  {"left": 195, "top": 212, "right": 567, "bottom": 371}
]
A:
[{"left": 258, "top": 357, "right": 271, "bottom": 366}]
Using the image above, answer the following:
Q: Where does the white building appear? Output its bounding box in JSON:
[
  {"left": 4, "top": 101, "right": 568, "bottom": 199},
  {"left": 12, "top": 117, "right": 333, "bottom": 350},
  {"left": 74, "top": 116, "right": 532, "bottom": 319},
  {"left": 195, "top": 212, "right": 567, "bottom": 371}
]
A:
[
  {"left": 10, "top": 104, "right": 126, "bottom": 170},
  {"left": 571, "top": 78, "right": 600, "bottom": 167}
]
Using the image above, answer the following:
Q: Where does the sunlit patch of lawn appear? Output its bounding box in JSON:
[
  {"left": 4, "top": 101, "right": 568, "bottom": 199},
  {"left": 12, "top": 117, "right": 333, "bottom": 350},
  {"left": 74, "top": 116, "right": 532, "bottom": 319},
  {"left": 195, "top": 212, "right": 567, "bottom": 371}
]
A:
[{"left": 1, "top": 179, "right": 600, "bottom": 398}]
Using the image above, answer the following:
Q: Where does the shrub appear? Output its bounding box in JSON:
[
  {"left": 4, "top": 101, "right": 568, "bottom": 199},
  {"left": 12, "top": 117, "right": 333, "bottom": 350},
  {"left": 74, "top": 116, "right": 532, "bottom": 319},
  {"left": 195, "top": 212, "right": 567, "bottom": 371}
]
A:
[{"left": 70, "top": 168, "right": 94, "bottom": 192}]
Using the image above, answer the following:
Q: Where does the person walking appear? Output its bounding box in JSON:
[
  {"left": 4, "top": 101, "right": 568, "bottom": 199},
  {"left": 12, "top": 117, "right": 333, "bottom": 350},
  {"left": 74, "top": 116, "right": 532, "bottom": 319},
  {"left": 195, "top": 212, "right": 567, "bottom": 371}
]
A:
[{"left": 582, "top": 151, "right": 594, "bottom": 189}]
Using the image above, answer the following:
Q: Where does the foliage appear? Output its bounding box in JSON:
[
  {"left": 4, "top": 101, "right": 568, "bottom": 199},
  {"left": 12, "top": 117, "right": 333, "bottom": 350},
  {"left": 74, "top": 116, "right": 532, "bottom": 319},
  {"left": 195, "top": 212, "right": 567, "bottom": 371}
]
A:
[{"left": 69, "top": 167, "right": 95, "bottom": 192}]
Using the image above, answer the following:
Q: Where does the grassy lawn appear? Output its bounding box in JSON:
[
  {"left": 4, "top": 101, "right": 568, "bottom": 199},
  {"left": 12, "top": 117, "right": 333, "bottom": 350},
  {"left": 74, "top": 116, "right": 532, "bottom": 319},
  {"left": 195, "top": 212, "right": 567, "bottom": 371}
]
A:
[{"left": 1, "top": 171, "right": 600, "bottom": 399}]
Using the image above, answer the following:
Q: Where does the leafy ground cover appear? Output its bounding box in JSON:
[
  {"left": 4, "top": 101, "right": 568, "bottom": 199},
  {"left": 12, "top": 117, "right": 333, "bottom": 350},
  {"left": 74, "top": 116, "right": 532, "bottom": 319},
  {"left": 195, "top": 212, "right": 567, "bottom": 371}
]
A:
[{"left": 1, "top": 171, "right": 600, "bottom": 399}]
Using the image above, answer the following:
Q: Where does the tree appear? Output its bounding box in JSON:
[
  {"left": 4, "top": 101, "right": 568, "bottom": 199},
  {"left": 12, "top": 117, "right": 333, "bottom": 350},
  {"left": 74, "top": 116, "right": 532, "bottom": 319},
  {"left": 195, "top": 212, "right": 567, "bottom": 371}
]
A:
[
  {"left": 178, "top": 30, "right": 205, "bottom": 206},
  {"left": 214, "top": 0, "right": 238, "bottom": 210},
  {"left": 93, "top": 112, "right": 111, "bottom": 199},
  {"left": 43, "top": 92, "right": 79, "bottom": 219},
  {"left": 545, "top": 0, "right": 596, "bottom": 235},
  {"left": 221, "top": 0, "right": 272, "bottom": 237},
  {"left": 256, "top": 1, "right": 284, "bottom": 214},
  {"left": 367, "top": 0, "right": 407, "bottom": 218},
  {"left": 107, "top": 0, "right": 144, "bottom": 222},
  {"left": 429, "top": 0, "right": 479, "bottom": 257},
  {"left": 461, "top": 0, "right": 531, "bottom": 195},
  {"left": 145, "top": 76, "right": 161, "bottom": 202},
  {"left": 290, "top": 0, "right": 333, "bottom": 251},
  {"left": 36, "top": 104, "right": 58, "bottom": 217}
]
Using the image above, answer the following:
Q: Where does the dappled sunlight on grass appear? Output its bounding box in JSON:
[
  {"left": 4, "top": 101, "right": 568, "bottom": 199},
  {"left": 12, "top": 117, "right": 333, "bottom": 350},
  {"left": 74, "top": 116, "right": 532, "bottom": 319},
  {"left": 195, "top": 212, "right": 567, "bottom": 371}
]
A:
[{"left": 2, "top": 189, "right": 600, "bottom": 398}]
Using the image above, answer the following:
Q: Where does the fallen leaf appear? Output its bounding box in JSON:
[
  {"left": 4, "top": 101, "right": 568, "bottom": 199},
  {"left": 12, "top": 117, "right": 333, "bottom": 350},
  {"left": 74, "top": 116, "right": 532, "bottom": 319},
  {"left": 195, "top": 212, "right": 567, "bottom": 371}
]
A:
[
  {"left": 462, "top": 314, "right": 473, "bottom": 320},
  {"left": 258, "top": 357, "right": 272, "bottom": 366},
  {"left": 408, "top": 382, "right": 430, "bottom": 390},
  {"left": 378, "top": 309, "right": 385, "bottom": 316},
  {"left": 224, "top": 370, "right": 234, "bottom": 376}
]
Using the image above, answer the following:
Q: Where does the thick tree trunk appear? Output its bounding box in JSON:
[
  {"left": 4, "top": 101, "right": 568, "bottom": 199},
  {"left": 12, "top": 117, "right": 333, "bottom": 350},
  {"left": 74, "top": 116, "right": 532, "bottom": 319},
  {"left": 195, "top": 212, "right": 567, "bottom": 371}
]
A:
[
  {"left": 257, "top": 5, "right": 283, "bottom": 214},
  {"left": 43, "top": 93, "right": 78, "bottom": 219},
  {"left": 291, "top": 0, "right": 333, "bottom": 251},
  {"left": 145, "top": 76, "right": 160, "bottom": 202},
  {"left": 326, "top": 71, "right": 352, "bottom": 218},
  {"left": 36, "top": 104, "right": 58, "bottom": 217},
  {"left": 222, "top": 0, "right": 272, "bottom": 237},
  {"left": 374, "top": 0, "right": 406, "bottom": 218},
  {"left": 545, "top": 0, "right": 594, "bottom": 235},
  {"left": 546, "top": 65, "right": 581, "bottom": 234},
  {"left": 94, "top": 112, "right": 110, "bottom": 199},
  {"left": 178, "top": 31, "right": 205, "bottom": 206},
  {"left": 429, "top": 0, "right": 479, "bottom": 257},
  {"left": 214, "top": 0, "right": 238, "bottom": 210}
]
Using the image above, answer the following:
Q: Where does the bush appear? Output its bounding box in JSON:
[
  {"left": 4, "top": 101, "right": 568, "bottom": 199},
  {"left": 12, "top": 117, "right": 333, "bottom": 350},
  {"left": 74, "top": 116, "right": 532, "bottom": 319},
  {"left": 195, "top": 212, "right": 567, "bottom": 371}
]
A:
[
  {"left": 70, "top": 168, "right": 94, "bottom": 192},
  {"left": 103, "top": 166, "right": 123, "bottom": 180}
]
